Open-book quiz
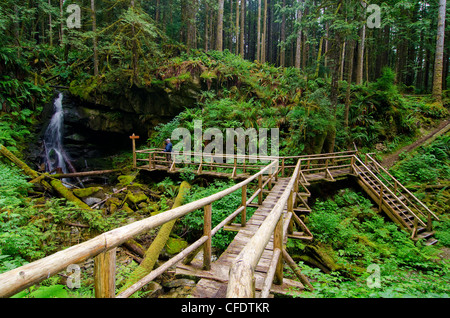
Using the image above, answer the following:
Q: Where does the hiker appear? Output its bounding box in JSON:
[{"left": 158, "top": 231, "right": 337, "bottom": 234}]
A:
[{"left": 164, "top": 138, "right": 173, "bottom": 167}]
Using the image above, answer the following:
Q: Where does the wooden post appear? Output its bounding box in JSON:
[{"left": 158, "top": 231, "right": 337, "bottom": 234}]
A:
[
  {"left": 350, "top": 156, "right": 355, "bottom": 174},
  {"left": 427, "top": 212, "right": 432, "bottom": 232},
  {"left": 203, "top": 204, "right": 212, "bottom": 270},
  {"left": 94, "top": 248, "right": 116, "bottom": 298},
  {"left": 241, "top": 185, "right": 247, "bottom": 227},
  {"left": 281, "top": 158, "right": 285, "bottom": 177},
  {"left": 287, "top": 191, "right": 294, "bottom": 213},
  {"left": 258, "top": 174, "right": 263, "bottom": 205},
  {"left": 151, "top": 152, "right": 156, "bottom": 169},
  {"left": 129, "top": 134, "right": 140, "bottom": 169},
  {"left": 378, "top": 185, "right": 384, "bottom": 212},
  {"left": 273, "top": 218, "right": 283, "bottom": 285}
]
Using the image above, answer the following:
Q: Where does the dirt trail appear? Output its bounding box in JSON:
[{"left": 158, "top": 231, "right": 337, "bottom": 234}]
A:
[{"left": 382, "top": 119, "right": 450, "bottom": 168}]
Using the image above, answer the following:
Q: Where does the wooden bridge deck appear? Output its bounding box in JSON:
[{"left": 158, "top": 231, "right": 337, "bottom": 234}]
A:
[
  {"left": 176, "top": 178, "right": 305, "bottom": 297},
  {"left": 175, "top": 168, "right": 354, "bottom": 297}
]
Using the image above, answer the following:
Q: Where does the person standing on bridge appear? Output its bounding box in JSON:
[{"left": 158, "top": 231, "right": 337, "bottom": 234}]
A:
[{"left": 164, "top": 138, "right": 173, "bottom": 167}]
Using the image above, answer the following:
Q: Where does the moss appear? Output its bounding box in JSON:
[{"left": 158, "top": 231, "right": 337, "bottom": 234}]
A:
[
  {"left": 126, "top": 191, "right": 148, "bottom": 204},
  {"left": 165, "top": 236, "right": 188, "bottom": 255},
  {"left": 121, "top": 203, "right": 134, "bottom": 214},
  {"left": 73, "top": 187, "right": 103, "bottom": 198},
  {"left": 118, "top": 174, "right": 138, "bottom": 186}
]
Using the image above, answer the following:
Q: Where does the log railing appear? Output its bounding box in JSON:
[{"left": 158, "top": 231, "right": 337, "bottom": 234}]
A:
[
  {"left": 226, "top": 159, "right": 302, "bottom": 298},
  {"left": 364, "top": 154, "right": 439, "bottom": 234},
  {"left": 0, "top": 160, "right": 278, "bottom": 298},
  {"left": 135, "top": 149, "right": 280, "bottom": 178},
  {"left": 352, "top": 155, "right": 429, "bottom": 230}
]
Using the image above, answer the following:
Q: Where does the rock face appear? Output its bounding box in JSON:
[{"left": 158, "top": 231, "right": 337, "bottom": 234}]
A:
[{"left": 35, "top": 78, "right": 201, "bottom": 171}]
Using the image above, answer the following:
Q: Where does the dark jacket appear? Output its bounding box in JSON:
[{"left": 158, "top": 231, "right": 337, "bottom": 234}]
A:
[{"left": 164, "top": 142, "right": 173, "bottom": 152}]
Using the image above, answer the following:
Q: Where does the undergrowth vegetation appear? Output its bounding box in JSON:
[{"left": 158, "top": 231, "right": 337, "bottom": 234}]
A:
[{"left": 288, "top": 189, "right": 450, "bottom": 298}]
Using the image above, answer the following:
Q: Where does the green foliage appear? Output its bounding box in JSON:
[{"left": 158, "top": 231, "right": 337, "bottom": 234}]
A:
[
  {"left": 295, "top": 189, "right": 449, "bottom": 298},
  {"left": 180, "top": 179, "right": 255, "bottom": 253},
  {"left": 308, "top": 189, "right": 442, "bottom": 270},
  {"left": 0, "top": 163, "right": 120, "bottom": 271},
  {"left": 391, "top": 134, "right": 450, "bottom": 185}
]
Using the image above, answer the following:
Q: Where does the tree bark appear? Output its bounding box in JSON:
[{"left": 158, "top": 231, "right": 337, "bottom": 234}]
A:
[
  {"left": 344, "top": 40, "right": 355, "bottom": 131},
  {"left": 216, "top": 0, "right": 224, "bottom": 51},
  {"left": 261, "top": 0, "right": 268, "bottom": 63},
  {"left": 355, "top": 25, "right": 366, "bottom": 85},
  {"left": 256, "top": 0, "right": 262, "bottom": 61},
  {"left": 295, "top": 0, "right": 302, "bottom": 69},
  {"left": 280, "top": 0, "right": 286, "bottom": 67},
  {"left": 240, "top": 0, "right": 245, "bottom": 58},
  {"left": 432, "top": 0, "right": 446, "bottom": 102},
  {"left": 91, "top": 0, "right": 99, "bottom": 76}
]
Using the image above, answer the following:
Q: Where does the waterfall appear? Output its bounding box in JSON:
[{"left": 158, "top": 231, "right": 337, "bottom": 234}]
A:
[{"left": 44, "top": 93, "right": 68, "bottom": 174}]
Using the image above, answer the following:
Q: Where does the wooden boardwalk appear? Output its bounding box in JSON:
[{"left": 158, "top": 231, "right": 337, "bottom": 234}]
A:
[
  {"left": 175, "top": 167, "right": 355, "bottom": 297},
  {"left": 176, "top": 178, "right": 305, "bottom": 297}
]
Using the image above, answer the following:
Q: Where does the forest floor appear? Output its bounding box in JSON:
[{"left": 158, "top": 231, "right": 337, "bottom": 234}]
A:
[{"left": 382, "top": 118, "right": 450, "bottom": 168}]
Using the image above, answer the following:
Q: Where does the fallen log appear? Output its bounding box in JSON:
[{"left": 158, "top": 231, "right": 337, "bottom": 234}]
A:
[
  {"left": 0, "top": 144, "right": 90, "bottom": 210},
  {"left": 51, "top": 169, "right": 120, "bottom": 178},
  {"left": 282, "top": 249, "right": 314, "bottom": 291},
  {"left": 117, "top": 181, "right": 191, "bottom": 293}
]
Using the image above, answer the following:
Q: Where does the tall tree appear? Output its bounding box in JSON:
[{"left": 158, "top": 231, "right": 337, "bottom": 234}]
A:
[
  {"left": 432, "top": 0, "right": 446, "bottom": 102},
  {"left": 91, "top": 0, "right": 99, "bottom": 76},
  {"left": 240, "top": 0, "right": 245, "bottom": 58},
  {"left": 261, "top": 0, "right": 268, "bottom": 63},
  {"left": 280, "top": 0, "right": 286, "bottom": 66},
  {"left": 294, "top": 0, "right": 302, "bottom": 69},
  {"left": 216, "top": 0, "right": 224, "bottom": 51},
  {"left": 355, "top": 2, "right": 366, "bottom": 85},
  {"left": 257, "top": 0, "right": 262, "bottom": 61}
]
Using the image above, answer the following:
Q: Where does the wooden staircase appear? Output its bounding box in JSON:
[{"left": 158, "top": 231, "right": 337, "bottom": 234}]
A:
[{"left": 353, "top": 154, "right": 440, "bottom": 246}]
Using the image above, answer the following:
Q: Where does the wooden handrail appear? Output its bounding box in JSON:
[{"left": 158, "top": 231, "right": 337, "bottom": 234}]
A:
[
  {"left": 0, "top": 160, "right": 278, "bottom": 298},
  {"left": 365, "top": 154, "right": 439, "bottom": 221},
  {"left": 352, "top": 156, "right": 427, "bottom": 228},
  {"left": 226, "top": 159, "right": 302, "bottom": 298}
]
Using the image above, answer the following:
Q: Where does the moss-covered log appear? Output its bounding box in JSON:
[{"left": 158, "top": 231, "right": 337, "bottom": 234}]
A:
[
  {"left": 0, "top": 144, "right": 90, "bottom": 210},
  {"left": 48, "top": 178, "right": 91, "bottom": 210},
  {"left": 118, "top": 181, "right": 191, "bottom": 293}
]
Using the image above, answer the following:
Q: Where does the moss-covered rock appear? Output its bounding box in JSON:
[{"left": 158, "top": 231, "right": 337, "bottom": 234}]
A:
[
  {"left": 127, "top": 191, "right": 149, "bottom": 205},
  {"left": 73, "top": 187, "right": 103, "bottom": 198},
  {"left": 118, "top": 174, "right": 137, "bottom": 187},
  {"left": 165, "top": 236, "right": 188, "bottom": 255}
]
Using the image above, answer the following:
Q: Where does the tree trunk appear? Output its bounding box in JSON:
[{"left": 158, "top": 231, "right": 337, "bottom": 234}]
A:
[
  {"left": 91, "top": 0, "right": 99, "bottom": 76},
  {"left": 256, "top": 0, "right": 262, "bottom": 61},
  {"left": 216, "top": 0, "right": 224, "bottom": 51},
  {"left": 240, "top": 0, "right": 245, "bottom": 58},
  {"left": 48, "top": 0, "right": 53, "bottom": 47},
  {"left": 295, "top": 0, "right": 302, "bottom": 69},
  {"left": 355, "top": 25, "right": 365, "bottom": 85},
  {"left": 432, "top": 0, "right": 446, "bottom": 102},
  {"left": 235, "top": 0, "right": 240, "bottom": 55},
  {"left": 130, "top": 0, "right": 138, "bottom": 84},
  {"left": 59, "top": 0, "right": 64, "bottom": 46},
  {"left": 261, "top": 0, "right": 268, "bottom": 63},
  {"left": 344, "top": 40, "right": 355, "bottom": 134},
  {"left": 280, "top": 0, "right": 286, "bottom": 67}
]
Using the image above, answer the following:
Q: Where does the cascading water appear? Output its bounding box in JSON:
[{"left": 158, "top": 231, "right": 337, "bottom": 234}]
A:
[{"left": 44, "top": 93, "right": 69, "bottom": 175}]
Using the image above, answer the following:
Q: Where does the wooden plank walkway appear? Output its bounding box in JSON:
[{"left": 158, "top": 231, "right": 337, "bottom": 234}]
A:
[{"left": 176, "top": 178, "right": 305, "bottom": 298}]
